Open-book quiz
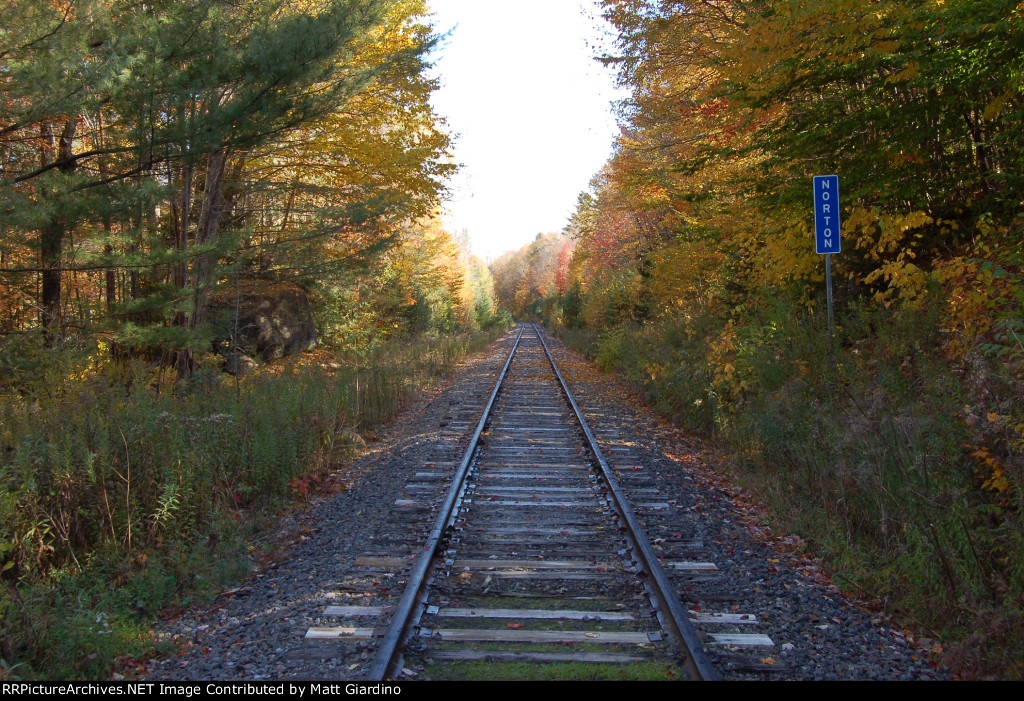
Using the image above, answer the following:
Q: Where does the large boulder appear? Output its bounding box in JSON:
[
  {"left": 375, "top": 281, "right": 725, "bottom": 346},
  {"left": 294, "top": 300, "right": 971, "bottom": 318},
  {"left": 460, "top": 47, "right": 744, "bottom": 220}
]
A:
[{"left": 208, "top": 282, "right": 317, "bottom": 372}]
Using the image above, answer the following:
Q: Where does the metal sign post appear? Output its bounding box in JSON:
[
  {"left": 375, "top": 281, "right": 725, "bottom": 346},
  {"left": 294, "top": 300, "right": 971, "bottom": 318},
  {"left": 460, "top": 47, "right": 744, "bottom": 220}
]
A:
[
  {"left": 813, "top": 175, "right": 840, "bottom": 342},
  {"left": 825, "top": 253, "right": 835, "bottom": 339}
]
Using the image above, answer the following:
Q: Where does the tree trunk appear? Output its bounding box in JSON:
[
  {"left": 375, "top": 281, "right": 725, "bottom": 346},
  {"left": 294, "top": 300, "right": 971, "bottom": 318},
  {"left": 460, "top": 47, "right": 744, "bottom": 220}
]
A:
[
  {"left": 171, "top": 158, "right": 194, "bottom": 380},
  {"left": 39, "top": 119, "right": 77, "bottom": 342},
  {"left": 190, "top": 148, "right": 229, "bottom": 329}
]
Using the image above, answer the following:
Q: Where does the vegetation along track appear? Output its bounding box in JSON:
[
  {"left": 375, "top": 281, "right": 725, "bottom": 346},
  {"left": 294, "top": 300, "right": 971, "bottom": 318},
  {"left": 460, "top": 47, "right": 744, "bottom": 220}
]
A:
[{"left": 304, "top": 324, "right": 774, "bottom": 680}]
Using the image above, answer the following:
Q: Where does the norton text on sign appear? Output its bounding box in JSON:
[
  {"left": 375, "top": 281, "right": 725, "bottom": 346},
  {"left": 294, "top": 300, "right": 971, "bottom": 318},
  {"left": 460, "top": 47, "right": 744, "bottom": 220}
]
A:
[{"left": 813, "top": 175, "right": 841, "bottom": 255}]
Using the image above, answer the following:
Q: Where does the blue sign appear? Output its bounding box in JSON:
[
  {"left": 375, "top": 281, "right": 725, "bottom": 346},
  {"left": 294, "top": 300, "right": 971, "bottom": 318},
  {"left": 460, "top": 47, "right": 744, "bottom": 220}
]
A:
[{"left": 813, "top": 175, "right": 841, "bottom": 254}]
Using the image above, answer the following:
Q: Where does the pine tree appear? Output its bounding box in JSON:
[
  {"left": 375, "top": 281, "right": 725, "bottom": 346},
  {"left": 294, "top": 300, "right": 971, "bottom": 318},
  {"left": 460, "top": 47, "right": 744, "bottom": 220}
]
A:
[{"left": 0, "top": 0, "right": 453, "bottom": 373}]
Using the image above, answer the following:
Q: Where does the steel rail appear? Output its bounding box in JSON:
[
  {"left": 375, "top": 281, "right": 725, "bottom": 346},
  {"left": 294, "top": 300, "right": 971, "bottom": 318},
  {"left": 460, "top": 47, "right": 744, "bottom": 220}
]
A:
[
  {"left": 532, "top": 323, "right": 721, "bottom": 681},
  {"left": 366, "top": 324, "right": 526, "bottom": 681}
]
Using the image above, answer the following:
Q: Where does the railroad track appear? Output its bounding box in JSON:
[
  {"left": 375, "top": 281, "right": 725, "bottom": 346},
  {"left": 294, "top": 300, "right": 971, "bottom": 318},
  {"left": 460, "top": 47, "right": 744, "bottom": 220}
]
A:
[{"left": 301, "top": 324, "right": 776, "bottom": 680}]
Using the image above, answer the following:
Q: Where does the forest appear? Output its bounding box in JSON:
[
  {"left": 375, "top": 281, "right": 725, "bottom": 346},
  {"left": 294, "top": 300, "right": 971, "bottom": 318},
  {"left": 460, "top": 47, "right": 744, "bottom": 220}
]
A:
[
  {"left": 0, "top": 0, "right": 505, "bottom": 679},
  {"left": 491, "top": 0, "right": 1024, "bottom": 679},
  {"left": 2, "top": 0, "right": 1022, "bottom": 682}
]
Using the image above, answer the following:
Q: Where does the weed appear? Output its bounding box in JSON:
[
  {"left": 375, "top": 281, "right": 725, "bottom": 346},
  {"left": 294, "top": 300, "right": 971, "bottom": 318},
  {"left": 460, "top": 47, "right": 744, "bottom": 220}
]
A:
[
  {"left": 555, "top": 291, "right": 1024, "bottom": 678},
  {"left": 0, "top": 326, "right": 509, "bottom": 679}
]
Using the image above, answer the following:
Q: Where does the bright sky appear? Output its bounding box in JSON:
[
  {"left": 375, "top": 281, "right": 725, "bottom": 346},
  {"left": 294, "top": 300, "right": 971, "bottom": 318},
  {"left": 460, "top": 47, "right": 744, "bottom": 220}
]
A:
[{"left": 426, "top": 1, "right": 625, "bottom": 261}]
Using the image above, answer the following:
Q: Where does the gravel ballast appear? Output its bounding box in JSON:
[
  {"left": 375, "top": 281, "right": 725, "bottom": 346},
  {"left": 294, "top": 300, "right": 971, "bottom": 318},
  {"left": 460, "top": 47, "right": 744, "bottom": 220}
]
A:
[{"left": 144, "top": 325, "right": 949, "bottom": 681}]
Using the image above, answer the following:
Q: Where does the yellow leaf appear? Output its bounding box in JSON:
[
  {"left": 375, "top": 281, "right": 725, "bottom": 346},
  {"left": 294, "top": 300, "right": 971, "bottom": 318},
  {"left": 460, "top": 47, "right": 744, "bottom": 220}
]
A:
[
  {"left": 873, "top": 40, "right": 901, "bottom": 54},
  {"left": 983, "top": 92, "right": 1013, "bottom": 120},
  {"left": 888, "top": 63, "right": 920, "bottom": 83}
]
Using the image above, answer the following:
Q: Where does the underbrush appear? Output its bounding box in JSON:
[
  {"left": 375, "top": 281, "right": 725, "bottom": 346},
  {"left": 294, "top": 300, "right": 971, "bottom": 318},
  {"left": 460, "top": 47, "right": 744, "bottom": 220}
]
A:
[
  {"left": 0, "top": 326, "right": 507, "bottom": 680},
  {"left": 556, "top": 297, "right": 1024, "bottom": 679}
]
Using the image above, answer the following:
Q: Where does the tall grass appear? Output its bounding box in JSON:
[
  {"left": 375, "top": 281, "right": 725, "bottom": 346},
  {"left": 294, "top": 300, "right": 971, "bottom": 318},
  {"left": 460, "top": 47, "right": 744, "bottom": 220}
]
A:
[
  {"left": 0, "top": 327, "right": 506, "bottom": 679},
  {"left": 556, "top": 297, "right": 1024, "bottom": 678}
]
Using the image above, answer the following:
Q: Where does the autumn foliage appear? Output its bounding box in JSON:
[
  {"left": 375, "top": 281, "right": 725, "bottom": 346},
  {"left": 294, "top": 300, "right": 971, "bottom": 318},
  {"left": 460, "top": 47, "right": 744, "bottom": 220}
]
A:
[
  {"left": 0, "top": 0, "right": 506, "bottom": 680},
  {"left": 0, "top": 0, "right": 498, "bottom": 363},
  {"left": 490, "top": 0, "right": 1024, "bottom": 678}
]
